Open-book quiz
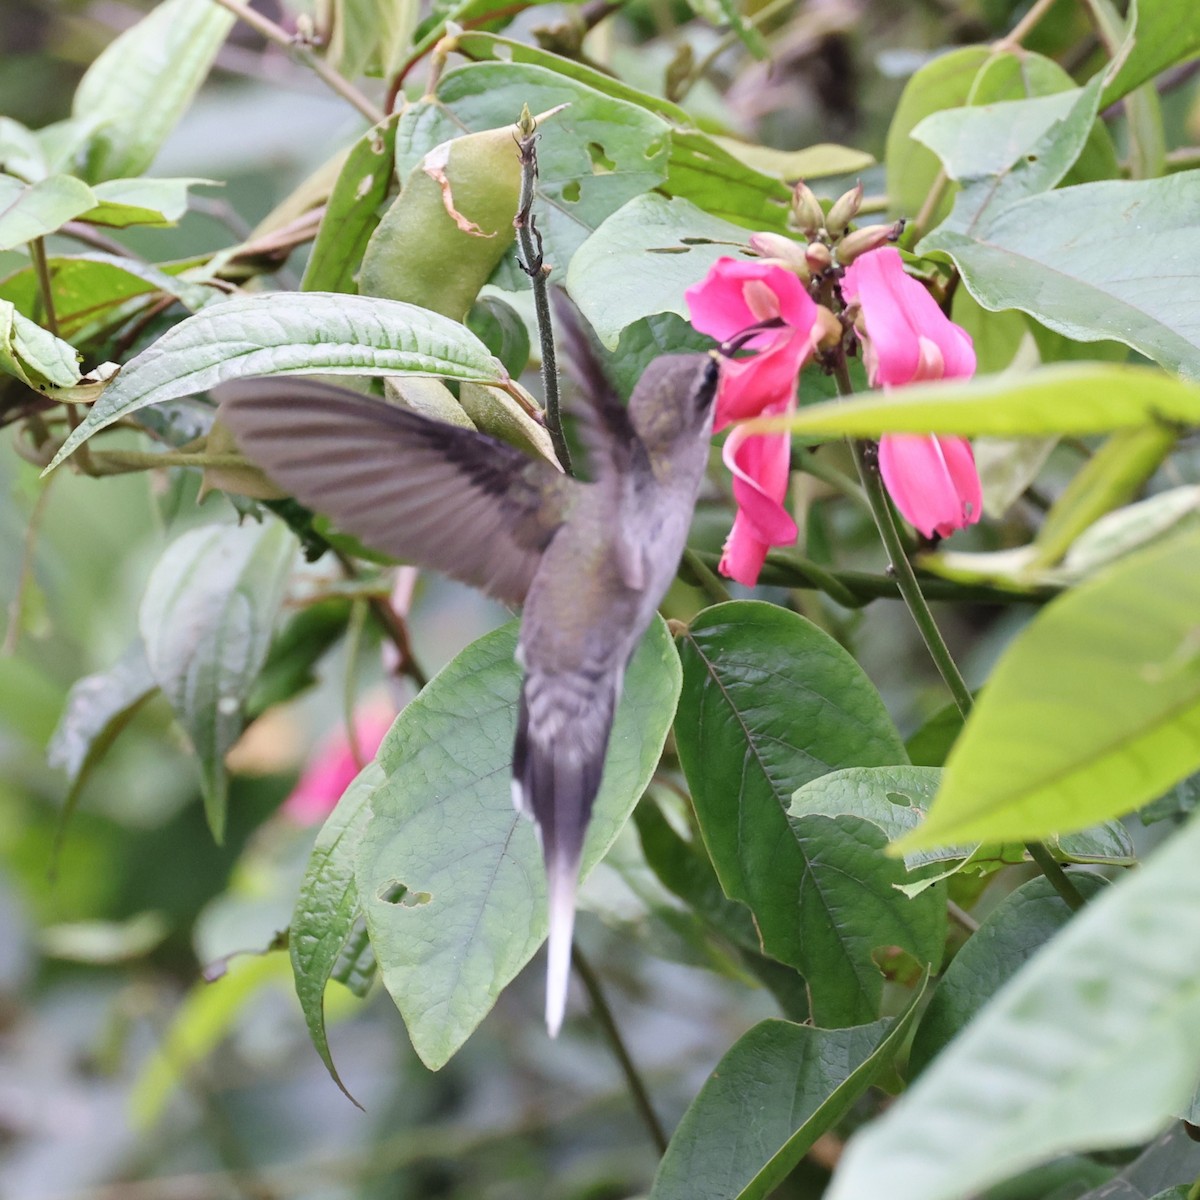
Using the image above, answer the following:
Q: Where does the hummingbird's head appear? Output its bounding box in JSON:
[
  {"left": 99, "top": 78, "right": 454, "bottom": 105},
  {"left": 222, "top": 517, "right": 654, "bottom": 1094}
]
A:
[{"left": 628, "top": 352, "right": 719, "bottom": 452}]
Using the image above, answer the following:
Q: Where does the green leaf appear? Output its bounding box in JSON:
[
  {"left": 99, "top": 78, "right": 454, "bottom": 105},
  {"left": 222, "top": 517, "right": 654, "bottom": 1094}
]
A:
[
  {"left": 246, "top": 597, "right": 351, "bottom": 718},
  {"left": 885, "top": 45, "right": 992, "bottom": 221},
  {"left": 0, "top": 299, "right": 81, "bottom": 389},
  {"left": 47, "top": 641, "right": 158, "bottom": 813},
  {"left": 1031, "top": 425, "right": 1179, "bottom": 569},
  {"left": 139, "top": 521, "right": 297, "bottom": 841},
  {"left": 1102, "top": 0, "right": 1200, "bottom": 105},
  {"left": 1080, "top": 1126, "right": 1200, "bottom": 1200},
  {"left": 567, "top": 193, "right": 753, "bottom": 350},
  {"left": 44, "top": 291, "right": 507, "bottom": 473},
  {"left": 291, "top": 760, "right": 384, "bottom": 1104},
  {"left": 790, "top": 766, "right": 1133, "bottom": 877},
  {"left": 0, "top": 253, "right": 213, "bottom": 341},
  {"left": 81, "top": 177, "right": 213, "bottom": 228},
  {"left": 431, "top": 61, "right": 671, "bottom": 266},
  {"left": 685, "top": 0, "right": 766, "bottom": 58},
  {"left": 675, "top": 602, "right": 944, "bottom": 1026},
  {"left": 0, "top": 173, "right": 97, "bottom": 251},
  {"left": 826, "top": 813, "right": 1200, "bottom": 1200},
  {"left": 921, "top": 171, "right": 1200, "bottom": 380},
  {"left": 664, "top": 129, "right": 791, "bottom": 231},
  {"left": 706, "top": 137, "right": 874, "bottom": 182},
  {"left": 0, "top": 117, "right": 50, "bottom": 182},
  {"left": 302, "top": 116, "right": 400, "bottom": 294},
  {"left": 899, "top": 528, "right": 1200, "bottom": 851},
  {"left": 1061, "top": 486, "right": 1200, "bottom": 580},
  {"left": 770, "top": 364, "right": 1200, "bottom": 440},
  {"left": 912, "top": 80, "right": 1102, "bottom": 223},
  {"left": 908, "top": 874, "right": 1108, "bottom": 1077},
  {"left": 327, "top": 0, "right": 418, "bottom": 80},
  {"left": 357, "top": 617, "right": 681, "bottom": 1070},
  {"left": 650, "top": 985, "right": 926, "bottom": 1200},
  {"left": 71, "top": 0, "right": 236, "bottom": 182}
]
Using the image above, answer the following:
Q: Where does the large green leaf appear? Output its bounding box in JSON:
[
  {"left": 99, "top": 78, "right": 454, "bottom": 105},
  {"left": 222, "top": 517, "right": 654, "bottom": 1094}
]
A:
[
  {"left": 567, "top": 193, "right": 753, "bottom": 350},
  {"left": 898, "top": 528, "right": 1200, "bottom": 851},
  {"left": 70, "top": 0, "right": 236, "bottom": 181},
  {"left": 290, "top": 760, "right": 384, "bottom": 1104},
  {"left": 0, "top": 173, "right": 97, "bottom": 251},
  {"left": 357, "top": 617, "right": 681, "bottom": 1070},
  {"left": 907, "top": 874, "right": 1109, "bottom": 1077},
  {"left": 1102, "top": 0, "right": 1200, "bottom": 104},
  {"left": 922, "top": 171, "right": 1200, "bottom": 380},
  {"left": 650, "top": 986, "right": 925, "bottom": 1200},
  {"left": 138, "top": 521, "right": 297, "bottom": 841},
  {"left": 44, "top": 291, "right": 507, "bottom": 472},
  {"left": 302, "top": 116, "right": 400, "bottom": 294},
  {"left": 675, "top": 602, "right": 944, "bottom": 1026},
  {"left": 766, "top": 364, "right": 1200, "bottom": 440},
  {"left": 826, "top": 813, "right": 1200, "bottom": 1200},
  {"left": 1078, "top": 1126, "right": 1200, "bottom": 1200}
]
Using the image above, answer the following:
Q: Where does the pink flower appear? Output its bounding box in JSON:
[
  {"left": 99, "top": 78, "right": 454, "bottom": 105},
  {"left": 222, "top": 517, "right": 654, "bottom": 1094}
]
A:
[
  {"left": 719, "top": 397, "right": 799, "bottom": 586},
  {"left": 878, "top": 435, "right": 982, "bottom": 540},
  {"left": 281, "top": 705, "right": 395, "bottom": 825},
  {"left": 841, "top": 247, "right": 981, "bottom": 540},
  {"left": 685, "top": 258, "right": 819, "bottom": 430}
]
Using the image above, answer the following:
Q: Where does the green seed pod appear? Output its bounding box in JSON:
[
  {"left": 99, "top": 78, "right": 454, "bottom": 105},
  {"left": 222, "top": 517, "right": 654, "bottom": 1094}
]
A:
[{"left": 359, "top": 121, "right": 524, "bottom": 320}]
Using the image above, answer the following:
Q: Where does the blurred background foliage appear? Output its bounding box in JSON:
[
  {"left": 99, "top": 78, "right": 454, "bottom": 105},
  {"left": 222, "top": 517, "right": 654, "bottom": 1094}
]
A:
[{"left": 2, "top": 1, "right": 1198, "bottom": 1197}]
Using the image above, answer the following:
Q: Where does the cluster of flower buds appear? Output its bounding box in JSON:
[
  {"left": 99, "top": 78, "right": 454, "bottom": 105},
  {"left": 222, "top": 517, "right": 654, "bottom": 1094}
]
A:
[{"left": 788, "top": 179, "right": 905, "bottom": 270}]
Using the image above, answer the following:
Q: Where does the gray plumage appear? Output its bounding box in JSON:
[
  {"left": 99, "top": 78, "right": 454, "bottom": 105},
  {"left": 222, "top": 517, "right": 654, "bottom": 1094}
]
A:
[{"left": 217, "top": 328, "right": 718, "bottom": 1036}]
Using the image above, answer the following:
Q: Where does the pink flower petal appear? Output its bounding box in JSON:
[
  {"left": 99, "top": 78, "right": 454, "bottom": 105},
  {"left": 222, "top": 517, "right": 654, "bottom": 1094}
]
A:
[
  {"left": 842, "top": 248, "right": 975, "bottom": 387},
  {"left": 717, "top": 400, "right": 799, "bottom": 586},
  {"left": 686, "top": 257, "right": 816, "bottom": 343},
  {"left": 714, "top": 327, "right": 810, "bottom": 430},
  {"left": 878, "top": 435, "right": 982, "bottom": 540}
]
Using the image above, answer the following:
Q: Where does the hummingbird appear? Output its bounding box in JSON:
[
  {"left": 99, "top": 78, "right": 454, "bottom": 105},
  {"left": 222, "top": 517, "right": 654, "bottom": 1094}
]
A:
[{"left": 216, "top": 311, "right": 719, "bottom": 1036}]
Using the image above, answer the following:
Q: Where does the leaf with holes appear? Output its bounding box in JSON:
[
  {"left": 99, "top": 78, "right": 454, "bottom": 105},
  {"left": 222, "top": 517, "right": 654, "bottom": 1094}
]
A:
[
  {"left": 567, "top": 193, "right": 755, "bottom": 350},
  {"left": 357, "top": 617, "right": 680, "bottom": 1069},
  {"left": 44, "top": 291, "right": 506, "bottom": 472},
  {"left": 139, "top": 521, "right": 297, "bottom": 841},
  {"left": 429, "top": 61, "right": 671, "bottom": 267}
]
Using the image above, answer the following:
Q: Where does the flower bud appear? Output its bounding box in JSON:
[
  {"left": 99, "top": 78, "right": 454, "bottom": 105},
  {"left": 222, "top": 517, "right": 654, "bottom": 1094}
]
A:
[
  {"left": 825, "top": 181, "right": 864, "bottom": 239},
  {"left": 748, "top": 231, "right": 811, "bottom": 280},
  {"left": 812, "top": 304, "right": 844, "bottom": 350},
  {"left": 836, "top": 221, "right": 903, "bottom": 265},
  {"left": 804, "top": 240, "right": 833, "bottom": 275},
  {"left": 791, "top": 181, "right": 825, "bottom": 238}
]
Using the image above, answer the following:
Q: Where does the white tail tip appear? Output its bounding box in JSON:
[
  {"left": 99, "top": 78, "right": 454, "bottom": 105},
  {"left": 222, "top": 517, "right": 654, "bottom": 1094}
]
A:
[{"left": 544, "top": 858, "right": 579, "bottom": 1037}]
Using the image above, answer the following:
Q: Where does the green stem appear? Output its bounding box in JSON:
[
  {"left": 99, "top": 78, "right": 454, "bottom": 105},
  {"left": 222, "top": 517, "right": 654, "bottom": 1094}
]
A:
[
  {"left": 682, "top": 547, "right": 733, "bottom": 606},
  {"left": 833, "top": 360, "right": 1087, "bottom": 911},
  {"left": 571, "top": 946, "right": 668, "bottom": 1155},
  {"left": 30, "top": 237, "right": 59, "bottom": 337},
  {"left": 514, "top": 111, "right": 572, "bottom": 476}
]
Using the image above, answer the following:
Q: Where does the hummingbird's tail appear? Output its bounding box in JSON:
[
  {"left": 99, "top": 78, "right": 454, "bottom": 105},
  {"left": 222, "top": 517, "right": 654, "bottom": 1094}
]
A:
[{"left": 512, "top": 672, "right": 618, "bottom": 1036}]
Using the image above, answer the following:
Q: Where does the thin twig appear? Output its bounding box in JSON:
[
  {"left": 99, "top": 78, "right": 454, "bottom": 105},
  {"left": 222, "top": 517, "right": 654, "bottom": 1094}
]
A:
[
  {"left": 572, "top": 945, "right": 669, "bottom": 1155},
  {"left": 208, "top": 0, "right": 384, "bottom": 124},
  {"left": 681, "top": 547, "right": 732, "bottom": 605},
  {"left": 30, "top": 237, "right": 60, "bottom": 336},
  {"left": 995, "top": 0, "right": 1062, "bottom": 50},
  {"left": 514, "top": 108, "right": 572, "bottom": 475}
]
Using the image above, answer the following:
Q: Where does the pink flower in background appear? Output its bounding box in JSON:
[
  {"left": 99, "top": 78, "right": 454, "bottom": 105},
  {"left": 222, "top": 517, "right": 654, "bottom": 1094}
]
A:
[
  {"left": 281, "top": 705, "right": 395, "bottom": 825},
  {"left": 685, "top": 257, "right": 819, "bottom": 430},
  {"left": 842, "top": 247, "right": 981, "bottom": 540},
  {"left": 719, "top": 397, "right": 799, "bottom": 587}
]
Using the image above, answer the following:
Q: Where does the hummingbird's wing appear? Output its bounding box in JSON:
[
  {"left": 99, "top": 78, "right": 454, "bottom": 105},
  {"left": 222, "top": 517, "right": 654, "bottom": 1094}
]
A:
[
  {"left": 552, "top": 293, "right": 648, "bottom": 480},
  {"left": 217, "top": 377, "right": 577, "bottom": 606}
]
